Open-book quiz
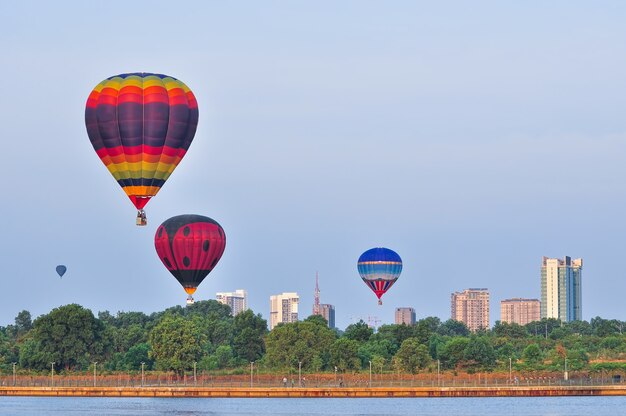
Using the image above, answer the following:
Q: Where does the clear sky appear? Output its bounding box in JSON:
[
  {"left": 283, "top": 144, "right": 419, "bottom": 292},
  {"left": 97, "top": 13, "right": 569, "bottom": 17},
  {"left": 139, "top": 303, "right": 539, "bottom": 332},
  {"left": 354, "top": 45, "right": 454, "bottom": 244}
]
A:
[{"left": 1, "top": 1, "right": 626, "bottom": 329}]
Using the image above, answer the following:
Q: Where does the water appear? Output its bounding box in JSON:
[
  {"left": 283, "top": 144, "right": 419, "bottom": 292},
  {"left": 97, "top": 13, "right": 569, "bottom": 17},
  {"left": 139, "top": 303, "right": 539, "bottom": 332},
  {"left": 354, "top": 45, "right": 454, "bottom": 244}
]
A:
[{"left": 1, "top": 396, "right": 625, "bottom": 416}]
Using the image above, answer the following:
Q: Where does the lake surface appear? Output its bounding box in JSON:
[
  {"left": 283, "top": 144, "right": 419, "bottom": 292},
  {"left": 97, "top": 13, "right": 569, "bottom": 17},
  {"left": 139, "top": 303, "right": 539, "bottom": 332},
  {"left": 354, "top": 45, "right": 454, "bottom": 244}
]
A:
[{"left": 1, "top": 396, "right": 625, "bottom": 416}]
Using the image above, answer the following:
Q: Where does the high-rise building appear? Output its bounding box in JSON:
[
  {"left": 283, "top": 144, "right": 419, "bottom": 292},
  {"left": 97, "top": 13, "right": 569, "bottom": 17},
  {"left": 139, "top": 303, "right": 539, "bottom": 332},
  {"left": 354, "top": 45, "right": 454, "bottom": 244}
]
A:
[
  {"left": 395, "top": 307, "right": 416, "bottom": 325},
  {"left": 269, "top": 292, "right": 299, "bottom": 330},
  {"left": 500, "top": 298, "right": 540, "bottom": 325},
  {"left": 320, "top": 304, "right": 335, "bottom": 328},
  {"left": 216, "top": 290, "right": 248, "bottom": 316},
  {"left": 451, "top": 288, "right": 490, "bottom": 332},
  {"left": 541, "top": 256, "right": 582, "bottom": 322}
]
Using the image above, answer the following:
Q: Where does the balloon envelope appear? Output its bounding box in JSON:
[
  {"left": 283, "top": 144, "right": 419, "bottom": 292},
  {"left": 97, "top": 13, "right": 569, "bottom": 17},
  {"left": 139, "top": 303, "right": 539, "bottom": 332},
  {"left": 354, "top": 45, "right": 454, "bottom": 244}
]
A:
[
  {"left": 357, "top": 247, "right": 402, "bottom": 303},
  {"left": 85, "top": 73, "right": 199, "bottom": 211},
  {"left": 56, "top": 265, "right": 67, "bottom": 278},
  {"left": 154, "top": 215, "right": 226, "bottom": 297}
]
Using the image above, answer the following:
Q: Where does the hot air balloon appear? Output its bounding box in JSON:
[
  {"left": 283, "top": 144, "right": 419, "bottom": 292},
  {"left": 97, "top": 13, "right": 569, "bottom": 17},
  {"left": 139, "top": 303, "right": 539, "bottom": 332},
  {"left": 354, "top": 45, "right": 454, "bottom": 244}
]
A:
[
  {"left": 357, "top": 247, "right": 402, "bottom": 305},
  {"left": 85, "top": 73, "right": 199, "bottom": 226},
  {"left": 154, "top": 215, "right": 226, "bottom": 304},
  {"left": 56, "top": 265, "right": 67, "bottom": 278}
]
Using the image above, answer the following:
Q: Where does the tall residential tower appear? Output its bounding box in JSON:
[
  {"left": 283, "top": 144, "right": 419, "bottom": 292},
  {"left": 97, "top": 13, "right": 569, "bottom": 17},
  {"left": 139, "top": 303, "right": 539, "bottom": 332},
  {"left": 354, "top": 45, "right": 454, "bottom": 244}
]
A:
[
  {"left": 451, "top": 288, "right": 490, "bottom": 332},
  {"left": 269, "top": 292, "right": 299, "bottom": 330},
  {"left": 395, "top": 307, "right": 416, "bottom": 325},
  {"left": 216, "top": 289, "right": 248, "bottom": 316},
  {"left": 541, "top": 256, "right": 582, "bottom": 322}
]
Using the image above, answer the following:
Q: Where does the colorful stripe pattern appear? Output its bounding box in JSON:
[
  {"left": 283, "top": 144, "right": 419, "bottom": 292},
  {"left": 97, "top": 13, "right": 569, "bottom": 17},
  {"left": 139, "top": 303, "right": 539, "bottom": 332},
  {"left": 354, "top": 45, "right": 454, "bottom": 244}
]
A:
[
  {"left": 357, "top": 247, "right": 402, "bottom": 301},
  {"left": 154, "top": 215, "right": 226, "bottom": 296},
  {"left": 85, "top": 73, "right": 199, "bottom": 210}
]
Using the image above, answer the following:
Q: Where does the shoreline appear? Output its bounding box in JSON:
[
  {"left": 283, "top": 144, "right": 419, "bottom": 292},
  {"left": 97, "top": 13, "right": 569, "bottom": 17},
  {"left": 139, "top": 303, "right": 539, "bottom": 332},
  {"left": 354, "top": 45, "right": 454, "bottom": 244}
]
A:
[{"left": 1, "top": 386, "right": 626, "bottom": 398}]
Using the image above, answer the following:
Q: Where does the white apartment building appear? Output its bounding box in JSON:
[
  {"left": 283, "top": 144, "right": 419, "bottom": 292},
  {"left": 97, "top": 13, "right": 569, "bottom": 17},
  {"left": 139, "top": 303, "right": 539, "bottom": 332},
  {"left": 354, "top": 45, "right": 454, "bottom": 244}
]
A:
[{"left": 269, "top": 292, "right": 299, "bottom": 330}]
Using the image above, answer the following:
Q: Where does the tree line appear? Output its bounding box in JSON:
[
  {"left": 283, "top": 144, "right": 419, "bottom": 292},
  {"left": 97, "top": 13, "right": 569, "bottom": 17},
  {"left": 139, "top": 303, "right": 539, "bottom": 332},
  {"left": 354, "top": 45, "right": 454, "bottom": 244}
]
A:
[{"left": 1, "top": 301, "right": 625, "bottom": 375}]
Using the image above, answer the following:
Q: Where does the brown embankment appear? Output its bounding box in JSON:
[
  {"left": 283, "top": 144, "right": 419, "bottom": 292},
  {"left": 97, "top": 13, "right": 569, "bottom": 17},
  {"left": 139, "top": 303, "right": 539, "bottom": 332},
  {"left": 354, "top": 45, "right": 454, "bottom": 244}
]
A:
[{"left": 1, "top": 386, "right": 626, "bottom": 398}]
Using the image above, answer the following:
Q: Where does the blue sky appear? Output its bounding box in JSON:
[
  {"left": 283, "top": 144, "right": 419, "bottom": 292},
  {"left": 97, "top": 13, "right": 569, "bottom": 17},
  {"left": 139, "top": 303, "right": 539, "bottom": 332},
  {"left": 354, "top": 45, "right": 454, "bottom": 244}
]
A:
[{"left": 1, "top": 1, "right": 626, "bottom": 329}]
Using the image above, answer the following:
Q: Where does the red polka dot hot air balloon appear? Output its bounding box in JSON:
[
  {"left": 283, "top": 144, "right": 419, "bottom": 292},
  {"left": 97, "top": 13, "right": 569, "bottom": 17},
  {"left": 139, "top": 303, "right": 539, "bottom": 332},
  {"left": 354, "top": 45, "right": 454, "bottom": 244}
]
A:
[
  {"left": 85, "top": 73, "right": 199, "bottom": 226},
  {"left": 154, "top": 215, "right": 226, "bottom": 304}
]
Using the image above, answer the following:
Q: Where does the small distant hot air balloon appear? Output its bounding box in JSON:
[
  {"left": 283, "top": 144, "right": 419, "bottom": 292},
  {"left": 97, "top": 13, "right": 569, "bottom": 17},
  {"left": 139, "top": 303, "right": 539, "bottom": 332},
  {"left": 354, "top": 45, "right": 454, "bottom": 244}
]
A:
[
  {"left": 357, "top": 247, "right": 402, "bottom": 305},
  {"left": 56, "top": 265, "right": 67, "bottom": 278},
  {"left": 85, "top": 73, "right": 199, "bottom": 226},
  {"left": 154, "top": 215, "right": 226, "bottom": 304}
]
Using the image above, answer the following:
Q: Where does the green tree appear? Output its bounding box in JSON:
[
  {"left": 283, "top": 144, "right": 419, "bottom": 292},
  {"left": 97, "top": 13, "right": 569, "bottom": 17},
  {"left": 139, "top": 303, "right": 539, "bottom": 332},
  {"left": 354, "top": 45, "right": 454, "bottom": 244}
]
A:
[
  {"left": 32, "top": 304, "right": 105, "bottom": 370},
  {"left": 121, "top": 343, "right": 152, "bottom": 371},
  {"left": 521, "top": 343, "right": 543, "bottom": 367},
  {"left": 437, "top": 320, "right": 470, "bottom": 337},
  {"left": 600, "top": 336, "right": 623, "bottom": 350},
  {"left": 265, "top": 320, "right": 336, "bottom": 370},
  {"left": 18, "top": 338, "right": 50, "bottom": 370},
  {"left": 113, "top": 311, "right": 151, "bottom": 328},
  {"left": 344, "top": 320, "right": 373, "bottom": 343},
  {"left": 437, "top": 337, "right": 469, "bottom": 369},
  {"left": 463, "top": 336, "right": 496, "bottom": 372},
  {"left": 232, "top": 310, "right": 267, "bottom": 362},
  {"left": 393, "top": 338, "right": 431, "bottom": 373},
  {"left": 148, "top": 315, "right": 207, "bottom": 374},
  {"left": 525, "top": 318, "right": 561, "bottom": 338},
  {"left": 495, "top": 342, "right": 516, "bottom": 361},
  {"left": 329, "top": 338, "right": 361, "bottom": 371},
  {"left": 304, "top": 314, "right": 328, "bottom": 327},
  {"left": 371, "top": 354, "right": 386, "bottom": 374},
  {"left": 213, "top": 345, "right": 234, "bottom": 369},
  {"left": 14, "top": 310, "right": 32, "bottom": 338},
  {"left": 549, "top": 326, "right": 573, "bottom": 340},
  {"left": 358, "top": 338, "right": 395, "bottom": 365},
  {"left": 565, "top": 320, "right": 593, "bottom": 336},
  {"left": 414, "top": 317, "right": 441, "bottom": 344},
  {"left": 375, "top": 324, "right": 415, "bottom": 348},
  {"left": 566, "top": 348, "right": 589, "bottom": 371},
  {"left": 591, "top": 317, "right": 624, "bottom": 337},
  {"left": 492, "top": 321, "right": 527, "bottom": 339},
  {"left": 115, "top": 324, "right": 148, "bottom": 353},
  {"left": 0, "top": 330, "right": 18, "bottom": 366}
]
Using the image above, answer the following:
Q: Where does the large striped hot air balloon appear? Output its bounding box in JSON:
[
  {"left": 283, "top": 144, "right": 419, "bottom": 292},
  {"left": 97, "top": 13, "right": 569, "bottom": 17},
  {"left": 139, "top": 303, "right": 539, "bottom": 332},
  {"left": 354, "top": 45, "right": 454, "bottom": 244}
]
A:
[
  {"left": 357, "top": 247, "right": 402, "bottom": 305},
  {"left": 85, "top": 73, "right": 199, "bottom": 226},
  {"left": 154, "top": 215, "right": 226, "bottom": 304}
]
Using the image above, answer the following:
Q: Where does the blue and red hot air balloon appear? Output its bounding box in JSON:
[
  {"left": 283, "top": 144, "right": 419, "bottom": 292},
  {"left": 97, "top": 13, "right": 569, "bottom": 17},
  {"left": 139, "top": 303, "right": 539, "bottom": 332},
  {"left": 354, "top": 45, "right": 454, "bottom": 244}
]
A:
[
  {"left": 85, "top": 73, "right": 199, "bottom": 225},
  {"left": 357, "top": 247, "right": 402, "bottom": 305},
  {"left": 154, "top": 215, "right": 226, "bottom": 304}
]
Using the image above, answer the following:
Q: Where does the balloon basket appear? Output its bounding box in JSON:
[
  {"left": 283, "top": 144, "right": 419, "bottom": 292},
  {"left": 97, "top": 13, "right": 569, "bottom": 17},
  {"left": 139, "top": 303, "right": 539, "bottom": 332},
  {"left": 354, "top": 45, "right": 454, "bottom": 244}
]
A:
[
  {"left": 136, "top": 210, "right": 147, "bottom": 226},
  {"left": 186, "top": 295, "right": 195, "bottom": 305},
  {"left": 378, "top": 299, "right": 382, "bottom": 305}
]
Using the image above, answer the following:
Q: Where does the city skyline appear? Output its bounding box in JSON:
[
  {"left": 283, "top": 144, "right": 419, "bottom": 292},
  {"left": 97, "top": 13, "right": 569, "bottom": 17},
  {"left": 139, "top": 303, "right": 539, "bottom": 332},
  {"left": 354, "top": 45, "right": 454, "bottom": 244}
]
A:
[
  {"left": 2, "top": 3, "right": 626, "bottom": 330},
  {"left": 0, "top": 251, "right": 592, "bottom": 330},
  {"left": 208, "top": 251, "right": 581, "bottom": 329}
]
